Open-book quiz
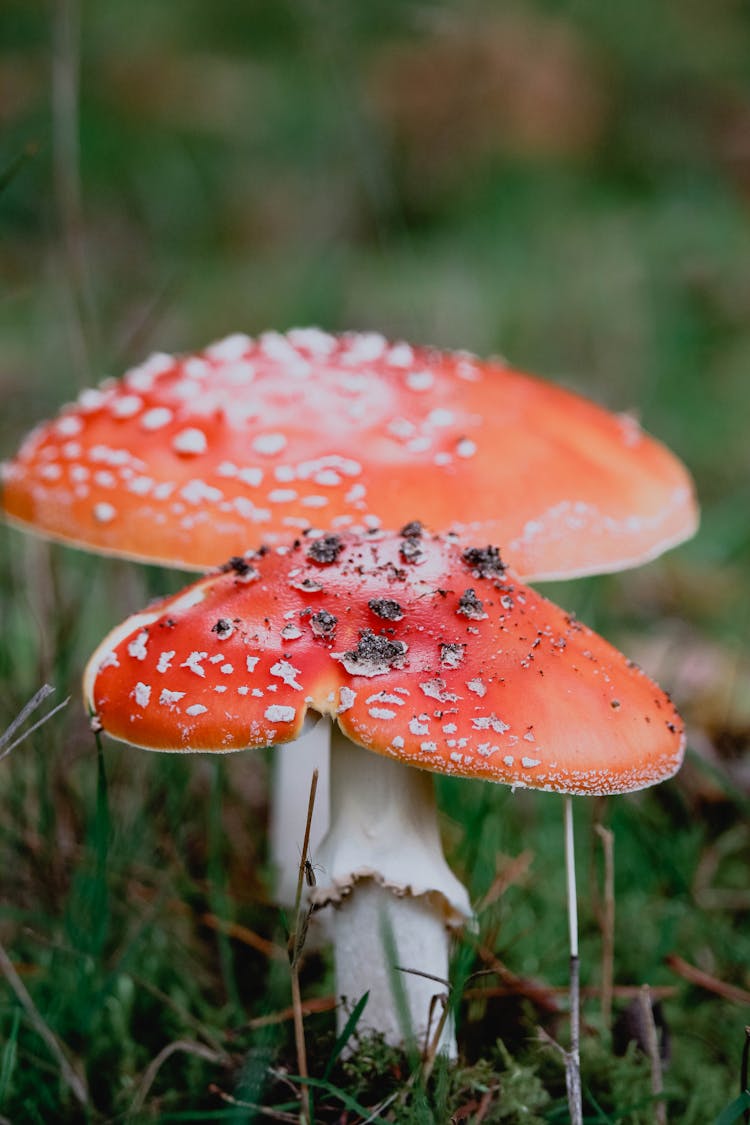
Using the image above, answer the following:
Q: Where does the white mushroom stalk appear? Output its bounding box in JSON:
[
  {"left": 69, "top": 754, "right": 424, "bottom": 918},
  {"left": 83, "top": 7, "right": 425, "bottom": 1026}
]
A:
[
  {"left": 83, "top": 527, "right": 686, "bottom": 1057},
  {"left": 312, "top": 724, "right": 471, "bottom": 1053},
  {"left": 269, "top": 716, "right": 331, "bottom": 910}
]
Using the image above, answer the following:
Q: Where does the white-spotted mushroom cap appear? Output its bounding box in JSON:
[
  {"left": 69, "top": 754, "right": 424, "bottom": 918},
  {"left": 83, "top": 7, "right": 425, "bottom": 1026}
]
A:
[
  {"left": 84, "top": 525, "right": 685, "bottom": 795},
  {"left": 3, "top": 329, "right": 697, "bottom": 581}
]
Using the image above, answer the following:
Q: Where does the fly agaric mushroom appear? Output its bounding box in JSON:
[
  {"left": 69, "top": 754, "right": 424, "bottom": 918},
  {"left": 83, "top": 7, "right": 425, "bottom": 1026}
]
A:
[
  {"left": 2, "top": 328, "right": 696, "bottom": 580},
  {"left": 83, "top": 526, "right": 684, "bottom": 1053},
  {"left": 0, "top": 328, "right": 698, "bottom": 907}
]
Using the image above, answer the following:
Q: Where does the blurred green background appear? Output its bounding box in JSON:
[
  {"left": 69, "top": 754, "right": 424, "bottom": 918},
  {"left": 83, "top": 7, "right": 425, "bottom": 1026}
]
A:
[{"left": 1, "top": 1, "right": 749, "bottom": 1121}]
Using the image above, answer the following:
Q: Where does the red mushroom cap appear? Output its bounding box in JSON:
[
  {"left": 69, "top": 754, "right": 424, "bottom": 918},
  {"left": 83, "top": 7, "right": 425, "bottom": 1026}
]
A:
[
  {"left": 84, "top": 527, "right": 685, "bottom": 795},
  {"left": 3, "top": 329, "right": 697, "bottom": 581}
]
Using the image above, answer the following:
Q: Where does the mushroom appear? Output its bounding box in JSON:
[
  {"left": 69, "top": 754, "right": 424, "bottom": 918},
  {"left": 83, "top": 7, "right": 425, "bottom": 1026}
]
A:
[
  {"left": 0, "top": 329, "right": 698, "bottom": 906},
  {"left": 1, "top": 328, "right": 696, "bottom": 579},
  {"left": 83, "top": 526, "right": 685, "bottom": 1054}
]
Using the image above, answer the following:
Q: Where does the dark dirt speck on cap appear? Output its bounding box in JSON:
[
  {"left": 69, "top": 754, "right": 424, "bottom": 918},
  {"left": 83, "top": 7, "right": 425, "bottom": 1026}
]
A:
[
  {"left": 212, "top": 618, "right": 234, "bottom": 638},
  {"left": 369, "top": 598, "right": 404, "bottom": 621},
  {"left": 463, "top": 545, "right": 507, "bottom": 580},
  {"left": 307, "top": 535, "right": 344, "bottom": 565},
  {"left": 220, "top": 555, "right": 259, "bottom": 580},
  {"left": 400, "top": 520, "right": 423, "bottom": 538},
  {"left": 310, "top": 610, "right": 338, "bottom": 639},
  {"left": 457, "top": 588, "right": 486, "bottom": 620},
  {"left": 336, "top": 629, "right": 408, "bottom": 677},
  {"left": 440, "top": 642, "right": 466, "bottom": 668}
]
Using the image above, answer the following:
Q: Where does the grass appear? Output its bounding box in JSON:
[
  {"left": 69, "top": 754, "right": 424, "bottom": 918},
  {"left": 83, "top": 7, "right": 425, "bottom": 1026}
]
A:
[{"left": 2, "top": 0, "right": 750, "bottom": 1120}]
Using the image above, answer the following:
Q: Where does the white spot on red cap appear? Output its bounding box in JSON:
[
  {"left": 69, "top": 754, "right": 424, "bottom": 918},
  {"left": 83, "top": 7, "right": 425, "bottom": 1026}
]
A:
[
  {"left": 387, "top": 343, "right": 414, "bottom": 367},
  {"left": 345, "top": 483, "right": 366, "bottom": 503},
  {"left": 127, "top": 631, "right": 149, "bottom": 660},
  {"left": 406, "top": 371, "right": 434, "bottom": 392},
  {"left": 472, "top": 714, "right": 510, "bottom": 734},
  {"left": 186, "top": 703, "right": 208, "bottom": 716},
  {"left": 265, "top": 704, "right": 296, "bottom": 722},
  {"left": 237, "top": 467, "right": 264, "bottom": 487},
  {"left": 456, "top": 438, "right": 477, "bottom": 459},
  {"left": 337, "top": 686, "right": 357, "bottom": 713},
  {"left": 159, "top": 688, "right": 185, "bottom": 706},
  {"left": 128, "top": 476, "right": 154, "bottom": 496},
  {"left": 181, "top": 652, "right": 208, "bottom": 677},
  {"left": 369, "top": 707, "right": 397, "bottom": 720},
  {"left": 270, "top": 660, "right": 303, "bottom": 690},
  {"left": 183, "top": 357, "right": 213, "bottom": 379},
  {"left": 420, "top": 678, "right": 459, "bottom": 703},
  {"left": 366, "top": 691, "right": 405, "bottom": 707},
  {"left": 55, "top": 415, "right": 84, "bottom": 436},
  {"left": 110, "top": 391, "right": 143, "bottom": 418},
  {"left": 205, "top": 333, "right": 252, "bottom": 362},
  {"left": 78, "top": 388, "right": 107, "bottom": 411},
  {"left": 134, "top": 682, "right": 151, "bottom": 707},
  {"left": 253, "top": 432, "right": 287, "bottom": 456},
  {"left": 93, "top": 502, "right": 116, "bottom": 524},
  {"left": 426, "top": 408, "right": 454, "bottom": 427},
  {"left": 287, "top": 327, "right": 337, "bottom": 355},
  {"left": 173, "top": 428, "right": 208, "bottom": 456},
  {"left": 141, "top": 407, "right": 173, "bottom": 431},
  {"left": 180, "top": 479, "right": 222, "bottom": 504}
]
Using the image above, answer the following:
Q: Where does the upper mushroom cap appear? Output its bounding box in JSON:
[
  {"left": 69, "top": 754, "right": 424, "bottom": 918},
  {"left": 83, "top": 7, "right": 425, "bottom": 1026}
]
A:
[
  {"left": 84, "top": 526, "right": 684, "bottom": 796},
  {"left": 2, "top": 328, "right": 697, "bottom": 582}
]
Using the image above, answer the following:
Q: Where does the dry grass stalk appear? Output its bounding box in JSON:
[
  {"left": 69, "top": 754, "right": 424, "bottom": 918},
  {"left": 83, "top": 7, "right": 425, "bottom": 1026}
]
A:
[
  {"left": 0, "top": 685, "right": 69, "bottom": 764},
  {"left": 475, "top": 848, "right": 534, "bottom": 913},
  {"left": 638, "top": 985, "right": 666, "bottom": 1124},
  {"left": 201, "top": 912, "right": 287, "bottom": 961},
  {"left": 244, "top": 995, "right": 337, "bottom": 1030},
  {"left": 130, "top": 1039, "right": 228, "bottom": 1114},
  {"left": 0, "top": 939, "right": 88, "bottom": 1108},
  {"left": 288, "top": 768, "right": 319, "bottom": 1125},
  {"left": 665, "top": 954, "right": 750, "bottom": 1006},
  {"left": 208, "top": 1083, "right": 300, "bottom": 1123},
  {"left": 472, "top": 941, "right": 561, "bottom": 1015}
]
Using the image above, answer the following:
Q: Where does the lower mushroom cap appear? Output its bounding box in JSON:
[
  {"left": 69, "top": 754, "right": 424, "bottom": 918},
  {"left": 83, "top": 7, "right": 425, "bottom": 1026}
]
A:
[{"left": 84, "top": 527, "right": 685, "bottom": 796}]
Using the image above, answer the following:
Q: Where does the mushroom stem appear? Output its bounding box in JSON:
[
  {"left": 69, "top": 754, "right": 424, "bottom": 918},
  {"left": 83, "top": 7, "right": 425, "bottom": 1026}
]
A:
[
  {"left": 313, "top": 724, "right": 472, "bottom": 1056},
  {"left": 564, "top": 796, "right": 583, "bottom": 1125},
  {"left": 269, "top": 715, "right": 331, "bottom": 909}
]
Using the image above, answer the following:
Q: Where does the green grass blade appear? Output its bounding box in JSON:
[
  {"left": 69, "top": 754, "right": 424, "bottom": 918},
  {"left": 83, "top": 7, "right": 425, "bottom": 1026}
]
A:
[
  {"left": 0, "top": 1008, "right": 21, "bottom": 1104},
  {"left": 0, "top": 142, "right": 37, "bottom": 196},
  {"left": 322, "top": 990, "right": 369, "bottom": 1081},
  {"left": 715, "top": 1091, "right": 750, "bottom": 1125},
  {"left": 289, "top": 1073, "right": 392, "bottom": 1123}
]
